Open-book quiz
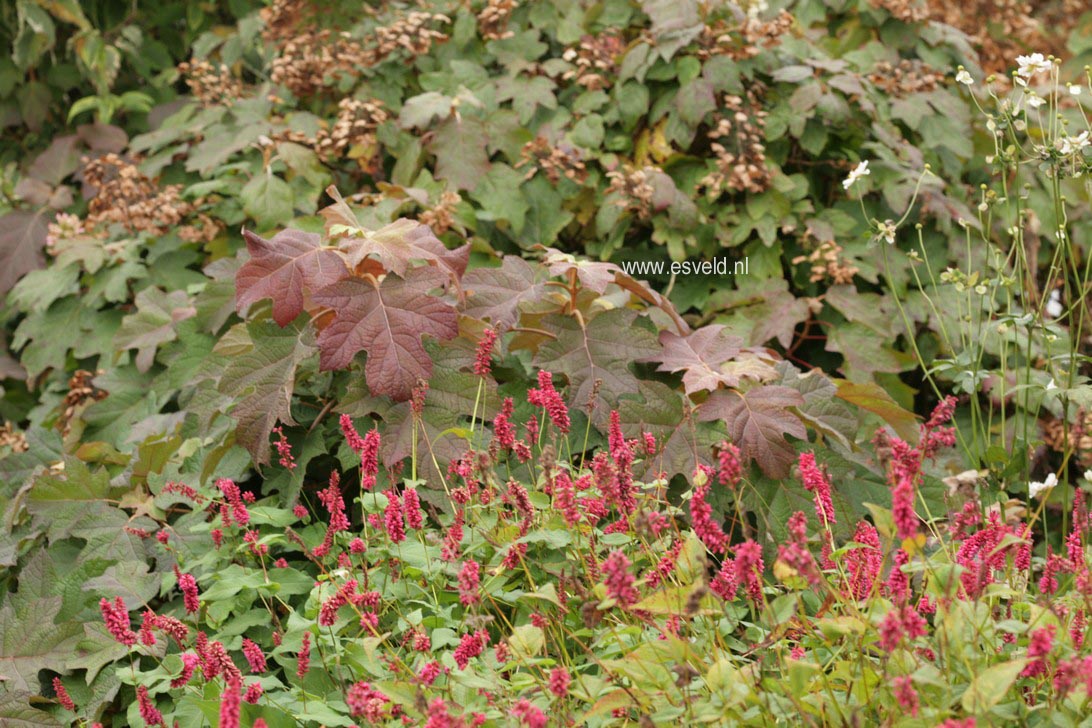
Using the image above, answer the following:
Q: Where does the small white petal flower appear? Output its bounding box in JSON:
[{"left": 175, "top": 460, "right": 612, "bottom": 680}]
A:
[
  {"left": 956, "top": 70, "right": 974, "bottom": 85},
  {"left": 1068, "top": 84, "right": 1082, "bottom": 96},
  {"left": 1046, "top": 289, "right": 1063, "bottom": 318},
  {"left": 842, "top": 160, "right": 870, "bottom": 190},
  {"left": 1026, "top": 94, "right": 1045, "bottom": 109},
  {"left": 1085, "top": 469, "right": 1092, "bottom": 482},
  {"left": 877, "top": 219, "right": 897, "bottom": 244},
  {"left": 1029, "top": 472, "right": 1058, "bottom": 499},
  {"left": 1046, "top": 378, "right": 1057, "bottom": 391},
  {"left": 1060, "top": 131, "right": 1092, "bottom": 156},
  {"left": 1016, "top": 53, "right": 1051, "bottom": 79}
]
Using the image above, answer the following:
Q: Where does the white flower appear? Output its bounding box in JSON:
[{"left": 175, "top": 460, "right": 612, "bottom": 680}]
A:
[
  {"left": 1069, "top": 84, "right": 1082, "bottom": 96},
  {"left": 877, "top": 219, "right": 897, "bottom": 244},
  {"left": 956, "top": 69, "right": 974, "bottom": 85},
  {"left": 1026, "top": 93, "right": 1045, "bottom": 109},
  {"left": 1046, "top": 378, "right": 1057, "bottom": 391},
  {"left": 1057, "top": 131, "right": 1091, "bottom": 156},
  {"left": 1085, "top": 469, "right": 1092, "bottom": 482},
  {"left": 1029, "top": 472, "right": 1058, "bottom": 499},
  {"left": 1046, "top": 289, "right": 1063, "bottom": 318},
  {"left": 1016, "top": 53, "right": 1051, "bottom": 79},
  {"left": 843, "top": 160, "right": 870, "bottom": 190}
]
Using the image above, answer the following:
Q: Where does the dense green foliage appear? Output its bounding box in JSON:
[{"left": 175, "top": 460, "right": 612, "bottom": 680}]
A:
[{"left": 1, "top": 0, "right": 1092, "bottom": 725}]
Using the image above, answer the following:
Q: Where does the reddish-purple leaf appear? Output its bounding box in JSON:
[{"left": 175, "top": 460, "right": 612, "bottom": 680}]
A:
[
  {"left": 619, "top": 381, "right": 723, "bottom": 481},
  {"left": 0, "top": 210, "right": 50, "bottom": 296},
  {"left": 235, "top": 228, "right": 348, "bottom": 326},
  {"left": 540, "top": 247, "right": 689, "bottom": 334},
  {"left": 461, "top": 257, "right": 548, "bottom": 332},
  {"left": 533, "top": 309, "right": 660, "bottom": 426},
  {"left": 312, "top": 268, "right": 458, "bottom": 400},
  {"left": 697, "top": 386, "right": 807, "bottom": 478},
  {"left": 339, "top": 218, "right": 468, "bottom": 284},
  {"left": 642, "top": 326, "right": 745, "bottom": 394}
]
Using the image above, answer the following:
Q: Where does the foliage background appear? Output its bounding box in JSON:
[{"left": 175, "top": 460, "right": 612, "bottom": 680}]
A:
[{"left": 0, "top": 0, "right": 1091, "bottom": 725}]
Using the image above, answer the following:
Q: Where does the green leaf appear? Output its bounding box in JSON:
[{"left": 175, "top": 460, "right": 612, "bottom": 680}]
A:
[
  {"left": 0, "top": 209, "right": 50, "bottom": 296},
  {"left": 834, "top": 380, "right": 919, "bottom": 442},
  {"left": 961, "top": 659, "right": 1026, "bottom": 714},
  {"left": 0, "top": 691, "right": 63, "bottom": 727},
  {"left": 241, "top": 174, "right": 295, "bottom": 229},
  {"left": 217, "top": 319, "right": 315, "bottom": 465},
  {"left": 429, "top": 116, "right": 491, "bottom": 191},
  {"left": 533, "top": 309, "right": 660, "bottom": 427},
  {"left": 507, "top": 624, "right": 544, "bottom": 660},
  {"left": 0, "top": 592, "right": 82, "bottom": 692},
  {"left": 114, "top": 287, "right": 197, "bottom": 372}
]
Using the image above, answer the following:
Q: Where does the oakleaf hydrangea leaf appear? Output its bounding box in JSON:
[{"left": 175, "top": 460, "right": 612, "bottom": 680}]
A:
[
  {"left": 312, "top": 267, "right": 458, "bottom": 400},
  {"left": 235, "top": 228, "right": 348, "bottom": 326},
  {"left": 698, "top": 386, "right": 807, "bottom": 478},
  {"left": 533, "top": 309, "right": 660, "bottom": 426}
]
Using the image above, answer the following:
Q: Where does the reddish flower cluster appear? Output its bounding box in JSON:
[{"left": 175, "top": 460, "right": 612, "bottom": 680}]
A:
[
  {"left": 242, "top": 637, "right": 267, "bottom": 673},
  {"left": 844, "top": 521, "right": 882, "bottom": 600},
  {"left": 215, "top": 478, "right": 250, "bottom": 527},
  {"left": 171, "top": 652, "right": 199, "bottom": 688},
  {"left": 798, "top": 452, "right": 836, "bottom": 526},
  {"left": 734, "top": 541, "right": 765, "bottom": 603},
  {"left": 717, "top": 441, "right": 742, "bottom": 486},
  {"left": 346, "top": 681, "right": 391, "bottom": 721},
  {"left": 878, "top": 604, "right": 928, "bottom": 651},
  {"left": 603, "top": 549, "right": 640, "bottom": 607},
  {"left": 458, "top": 560, "right": 481, "bottom": 606},
  {"left": 474, "top": 328, "right": 497, "bottom": 377},
  {"left": 956, "top": 513, "right": 1027, "bottom": 597},
  {"left": 454, "top": 629, "right": 490, "bottom": 669},
  {"left": 885, "top": 549, "right": 910, "bottom": 602},
  {"left": 219, "top": 675, "right": 241, "bottom": 728},
  {"left": 511, "top": 699, "right": 547, "bottom": 727},
  {"left": 527, "top": 371, "right": 570, "bottom": 433},
  {"left": 777, "top": 511, "right": 821, "bottom": 587},
  {"left": 385, "top": 490, "right": 406, "bottom": 543},
  {"left": 548, "top": 666, "right": 571, "bottom": 697},
  {"left": 892, "top": 676, "right": 919, "bottom": 716},
  {"left": 137, "top": 685, "right": 165, "bottom": 727},
  {"left": 645, "top": 539, "right": 684, "bottom": 590},
  {"left": 272, "top": 425, "right": 296, "bottom": 470},
  {"left": 53, "top": 677, "right": 75, "bottom": 711},
  {"left": 493, "top": 397, "right": 516, "bottom": 451},
  {"left": 340, "top": 414, "right": 367, "bottom": 452},
  {"left": 1023, "top": 625, "right": 1056, "bottom": 677},
  {"left": 690, "top": 467, "right": 729, "bottom": 554},
  {"left": 297, "top": 632, "right": 311, "bottom": 678},
  {"left": 100, "top": 596, "right": 137, "bottom": 645},
  {"left": 177, "top": 571, "right": 200, "bottom": 614}
]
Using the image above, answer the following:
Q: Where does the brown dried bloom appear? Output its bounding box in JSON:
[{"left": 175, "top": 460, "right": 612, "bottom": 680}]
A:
[
  {"left": 1044, "top": 409, "right": 1092, "bottom": 469},
  {"left": 418, "top": 191, "right": 462, "bottom": 235},
  {"left": 478, "top": 0, "right": 517, "bottom": 41},
  {"left": 0, "top": 422, "right": 28, "bottom": 453},
  {"left": 260, "top": 0, "right": 319, "bottom": 44},
  {"left": 178, "top": 59, "right": 242, "bottom": 106},
  {"left": 373, "top": 12, "right": 450, "bottom": 60},
  {"left": 791, "top": 241, "right": 859, "bottom": 285},
  {"left": 868, "top": 59, "right": 942, "bottom": 97},
  {"left": 517, "top": 137, "right": 588, "bottom": 184},
  {"left": 561, "top": 33, "right": 625, "bottom": 90},
  {"left": 270, "top": 31, "right": 371, "bottom": 98},
  {"left": 697, "top": 10, "right": 793, "bottom": 61},
  {"left": 59, "top": 369, "right": 108, "bottom": 436},
  {"left": 83, "top": 154, "right": 220, "bottom": 241},
  {"left": 314, "top": 97, "right": 389, "bottom": 163},
  {"left": 698, "top": 90, "right": 770, "bottom": 196},
  {"left": 606, "top": 165, "right": 660, "bottom": 220}
]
